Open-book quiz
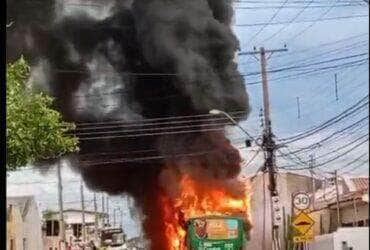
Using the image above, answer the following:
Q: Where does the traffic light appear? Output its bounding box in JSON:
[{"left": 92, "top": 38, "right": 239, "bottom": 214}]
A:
[{"left": 272, "top": 195, "right": 282, "bottom": 226}]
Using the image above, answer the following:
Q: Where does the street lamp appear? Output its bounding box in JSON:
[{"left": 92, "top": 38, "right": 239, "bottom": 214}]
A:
[{"left": 209, "top": 109, "right": 258, "bottom": 147}]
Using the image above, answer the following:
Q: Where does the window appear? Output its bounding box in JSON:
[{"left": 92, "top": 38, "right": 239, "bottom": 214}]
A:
[
  {"left": 72, "top": 224, "right": 82, "bottom": 238},
  {"left": 46, "top": 220, "right": 59, "bottom": 236},
  {"left": 23, "top": 238, "right": 27, "bottom": 250}
]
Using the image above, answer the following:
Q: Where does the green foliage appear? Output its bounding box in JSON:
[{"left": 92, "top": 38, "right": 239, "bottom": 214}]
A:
[
  {"left": 6, "top": 56, "right": 78, "bottom": 170},
  {"left": 42, "top": 209, "right": 56, "bottom": 220}
]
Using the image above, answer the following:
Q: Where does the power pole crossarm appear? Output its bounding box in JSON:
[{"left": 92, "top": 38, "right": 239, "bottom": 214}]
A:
[{"left": 239, "top": 48, "right": 288, "bottom": 55}]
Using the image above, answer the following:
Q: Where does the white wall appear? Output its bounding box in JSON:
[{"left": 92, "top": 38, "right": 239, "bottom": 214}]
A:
[
  {"left": 309, "top": 227, "right": 369, "bottom": 250},
  {"left": 24, "top": 201, "right": 43, "bottom": 250},
  {"left": 341, "top": 203, "right": 369, "bottom": 224}
]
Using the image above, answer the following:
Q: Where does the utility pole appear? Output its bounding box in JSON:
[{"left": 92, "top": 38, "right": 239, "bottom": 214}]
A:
[
  {"left": 113, "top": 208, "right": 117, "bottom": 228},
  {"left": 334, "top": 170, "right": 341, "bottom": 229},
  {"left": 240, "top": 46, "right": 288, "bottom": 250},
  {"left": 80, "top": 183, "right": 86, "bottom": 243},
  {"left": 309, "top": 154, "right": 316, "bottom": 209},
  {"left": 57, "top": 161, "right": 66, "bottom": 243},
  {"left": 93, "top": 193, "right": 98, "bottom": 242},
  {"left": 296, "top": 97, "right": 301, "bottom": 119},
  {"left": 101, "top": 194, "right": 105, "bottom": 227},
  {"left": 106, "top": 196, "right": 110, "bottom": 226}
]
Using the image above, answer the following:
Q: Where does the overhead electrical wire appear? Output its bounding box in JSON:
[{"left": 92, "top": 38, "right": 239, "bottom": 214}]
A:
[
  {"left": 279, "top": 137, "right": 369, "bottom": 170},
  {"left": 245, "top": 0, "right": 289, "bottom": 43},
  {"left": 286, "top": 0, "right": 340, "bottom": 41},
  {"left": 259, "top": 0, "right": 315, "bottom": 43},
  {"left": 279, "top": 115, "right": 369, "bottom": 154},
  {"left": 277, "top": 95, "right": 369, "bottom": 142},
  {"left": 235, "top": 14, "right": 368, "bottom": 27}
]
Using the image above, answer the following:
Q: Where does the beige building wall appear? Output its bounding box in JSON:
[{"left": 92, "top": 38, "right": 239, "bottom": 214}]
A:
[
  {"left": 7, "top": 205, "right": 23, "bottom": 250},
  {"left": 246, "top": 172, "right": 321, "bottom": 250}
]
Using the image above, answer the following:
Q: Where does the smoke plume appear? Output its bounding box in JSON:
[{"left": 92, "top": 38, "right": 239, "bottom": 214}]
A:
[{"left": 7, "top": 0, "right": 250, "bottom": 248}]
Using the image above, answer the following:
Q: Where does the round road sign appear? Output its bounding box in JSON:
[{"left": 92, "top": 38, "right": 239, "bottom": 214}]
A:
[{"left": 293, "top": 192, "right": 311, "bottom": 210}]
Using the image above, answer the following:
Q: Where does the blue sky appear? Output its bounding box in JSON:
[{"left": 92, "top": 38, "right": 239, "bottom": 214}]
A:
[
  {"left": 7, "top": 0, "right": 369, "bottom": 239},
  {"left": 229, "top": 1, "right": 369, "bottom": 176}
]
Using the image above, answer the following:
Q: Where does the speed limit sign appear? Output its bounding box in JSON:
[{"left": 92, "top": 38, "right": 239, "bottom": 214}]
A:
[{"left": 293, "top": 192, "right": 311, "bottom": 210}]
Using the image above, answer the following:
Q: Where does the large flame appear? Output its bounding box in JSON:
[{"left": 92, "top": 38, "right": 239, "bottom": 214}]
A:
[{"left": 160, "top": 173, "right": 251, "bottom": 249}]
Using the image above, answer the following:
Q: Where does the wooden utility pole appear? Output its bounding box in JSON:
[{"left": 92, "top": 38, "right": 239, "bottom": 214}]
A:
[
  {"left": 93, "top": 193, "right": 98, "bottom": 242},
  {"left": 309, "top": 154, "right": 316, "bottom": 209},
  {"left": 334, "top": 170, "right": 341, "bottom": 228},
  {"left": 80, "top": 183, "right": 86, "bottom": 243},
  {"left": 240, "top": 47, "right": 288, "bottom": 250},
  {"left": 57, "top": 162, "right": 66, "bottom": 242}
]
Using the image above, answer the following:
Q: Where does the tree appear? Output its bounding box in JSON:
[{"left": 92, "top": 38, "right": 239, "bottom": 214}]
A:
[{"left": 6, "top": 57, "right": 78, "bottom": 170}]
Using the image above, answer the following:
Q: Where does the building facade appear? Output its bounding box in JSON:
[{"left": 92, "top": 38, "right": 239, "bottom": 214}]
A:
[
  {"left": 244, "top": 171, "right": 322, "bottom": 250},
  {"left": 7, "top": 196, "right": 43, "bottom": 250},
  {"left": 42, "top": 209, "right": 106, "bottom": 250}
]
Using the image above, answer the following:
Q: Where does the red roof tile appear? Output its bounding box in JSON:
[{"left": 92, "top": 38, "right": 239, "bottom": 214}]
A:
[{"left": 351, "top": 177, "right": 369, "bottom": 192}]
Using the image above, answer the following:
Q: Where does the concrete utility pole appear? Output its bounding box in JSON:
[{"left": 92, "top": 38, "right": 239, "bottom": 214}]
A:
[
  {"left": 106, "top": 197, "right": 110, "bottom": 226},
  {"left": 309, "top": 154, "right": 316, "bottom": 210},
  {"left": 240, "top": 46, "right": 288, "bottom": 250},
  {"left": 101, "top": 194, "right": 105, "bottom": 226},
  {"left": 113, "top": 208, "right": 117, "bottom": 227},
  {"left": 93, "top": 193, "right": 98, "bottom": 242},
  {"left": 57, "top": 161, "right": 66, "bottom": 242},
  {"left": 80, "top": 183, "right": 86, "bottom": 243},
  {"left": 334, "top": 170, "right": 341, "bottom": 228}
]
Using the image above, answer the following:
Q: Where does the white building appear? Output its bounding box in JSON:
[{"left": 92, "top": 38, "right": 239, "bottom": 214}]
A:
[
  {"left": 42, "top": 209, "right": 106, "bottom": 250},
  {"left": 7, "top": 195, "right": 43, "bottom": 250}
]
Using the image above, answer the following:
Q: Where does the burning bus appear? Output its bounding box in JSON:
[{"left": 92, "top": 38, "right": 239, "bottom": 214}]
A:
[{"left": 185, "top": 216, "right": 249, "bottom": 250}]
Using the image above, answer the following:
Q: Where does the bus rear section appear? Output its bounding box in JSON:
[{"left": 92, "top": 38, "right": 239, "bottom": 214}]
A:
[{"left": 185, "top": 216, "right": 248, "bottom": 250}]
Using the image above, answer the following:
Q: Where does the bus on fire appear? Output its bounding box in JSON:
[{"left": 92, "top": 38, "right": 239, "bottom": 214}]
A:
[{"left": 185, "top": 215, "right": 250, "bottom": 250}]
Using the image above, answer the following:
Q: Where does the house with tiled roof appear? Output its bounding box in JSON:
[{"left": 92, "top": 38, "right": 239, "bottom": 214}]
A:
[{"left": 309, "top": 175, "right": 369, "bottom": 236}]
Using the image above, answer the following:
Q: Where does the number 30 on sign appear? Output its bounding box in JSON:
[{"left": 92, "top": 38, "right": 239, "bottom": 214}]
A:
[{"left": 293, "top": 192, "right": 311, "bottom": 210}]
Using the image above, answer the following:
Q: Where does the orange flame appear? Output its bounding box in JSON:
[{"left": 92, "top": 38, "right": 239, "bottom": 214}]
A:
[{"left": 161, "top": 174, "right": 251, "bottom": 249}]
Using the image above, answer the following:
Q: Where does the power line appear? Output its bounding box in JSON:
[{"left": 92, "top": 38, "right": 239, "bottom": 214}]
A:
[
  {"left": 280, "top": 115, "right": 369, "bottom": 154},
  {"left": 235, "top": 14, "right": 368, "bottom": 27},
  {"left": 260, "top": 0, "right": 315, "bottom": 43},
  {"left": 245, "top": 0, "right": 289, "bottom": 43},
  {"left": 74, "top": 111, "right": 247, "bottom": 127},
  {"left": 286, "top": 0, "right": 340, "bottom": 41},
  {"left": 246, "top": 59, "right": 368, "bottom": 85},
  {"left": 79, "top": 149, "right": 221, "bottom": 166},
  {"left": 278, "top": 95, "right": 369, "bottom": 142},
  {"left": 280, "top": 137, "right": 369, "bottom": 170},
  {"left": 234, "top": 4, "right": 364, "bottom": 9}
]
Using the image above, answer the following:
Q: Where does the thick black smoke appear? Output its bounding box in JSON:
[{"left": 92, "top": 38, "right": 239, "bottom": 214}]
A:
[{"left": 7, "top": 0, "right": 250, "bottom": 248}]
